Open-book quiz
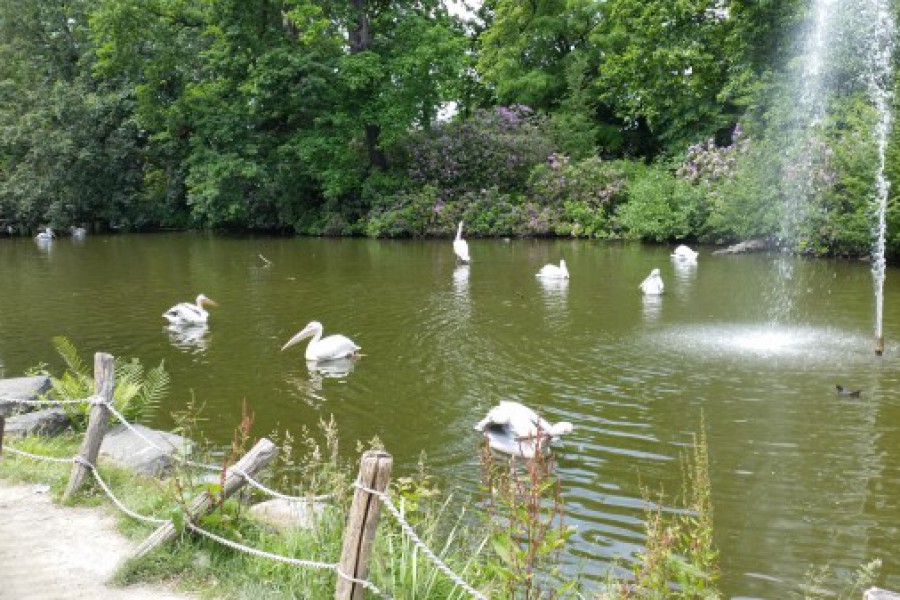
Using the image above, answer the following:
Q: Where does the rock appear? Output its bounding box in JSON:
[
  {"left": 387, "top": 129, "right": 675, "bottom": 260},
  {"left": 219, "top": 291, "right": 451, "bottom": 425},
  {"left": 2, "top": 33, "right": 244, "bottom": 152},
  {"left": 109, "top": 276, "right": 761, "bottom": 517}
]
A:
[
  {"left": 0, "top": 376, "right": 51, "bottom": 417},
  {"left": 99, "top": 424, "right": 192, "bottom": 476},
  {"left": 866, "top": 589, "right": 900, "bottom": 600},
  {"left": 248, "top": 498, "right": 328, "bottom": 532},
  {"left": 5, "top": 408, "right": 71, "bottom": 438},
  {"left": 712, "top": 238, "right": 772, "bottom": 255}
]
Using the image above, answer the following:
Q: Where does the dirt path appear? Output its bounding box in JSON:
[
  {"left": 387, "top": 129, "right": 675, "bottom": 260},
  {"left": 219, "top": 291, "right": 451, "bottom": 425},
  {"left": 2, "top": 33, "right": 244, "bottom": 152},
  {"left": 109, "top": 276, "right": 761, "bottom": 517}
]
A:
[{"left": 0, "top": 481, "right": 199, "bottom": 600}]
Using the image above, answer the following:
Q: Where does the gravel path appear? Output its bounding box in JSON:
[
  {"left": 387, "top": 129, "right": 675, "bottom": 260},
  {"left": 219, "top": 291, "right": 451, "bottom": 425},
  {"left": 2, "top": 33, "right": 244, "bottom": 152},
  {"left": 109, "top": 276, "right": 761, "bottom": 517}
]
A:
[{"left": 0, "top": 481, "right": 199, "bottom": 600}]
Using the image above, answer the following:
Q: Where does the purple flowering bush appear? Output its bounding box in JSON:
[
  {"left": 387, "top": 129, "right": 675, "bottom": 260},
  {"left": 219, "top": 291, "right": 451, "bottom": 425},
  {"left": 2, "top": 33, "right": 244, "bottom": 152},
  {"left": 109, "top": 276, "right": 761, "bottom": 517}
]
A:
[{"left": 405, "top": 105, "right": 555, "bottom": 199}]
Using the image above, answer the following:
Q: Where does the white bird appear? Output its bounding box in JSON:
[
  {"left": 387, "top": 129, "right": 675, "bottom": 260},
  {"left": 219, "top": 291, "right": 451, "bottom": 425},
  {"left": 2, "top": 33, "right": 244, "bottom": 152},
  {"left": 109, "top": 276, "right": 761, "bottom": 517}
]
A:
[
  {"left": 671, "top": 244, "right": 698, "bottom": 261},
  {"left": 536, "top": 259, "right": 569, "bottom": 279},
  {"left": 639, "top": 268, "right": 664, "bottom": 295},
  {"left": 35, "top": 227, "right": 55, "bottom": 241},
  {"left": 474, "top": 401, "right": 574, "bottom": 458},
  {"left": 281, "top": 321, "right": 361, "bottom": 361},
  {"left": 71, "top": 226, "right": 87, "bottom": 238},
  {"left": 163, "top": 293, "right": 217, "bottom": 325},
  {"left": 453, "top": 221, "right": 470, "bottom": 263}
]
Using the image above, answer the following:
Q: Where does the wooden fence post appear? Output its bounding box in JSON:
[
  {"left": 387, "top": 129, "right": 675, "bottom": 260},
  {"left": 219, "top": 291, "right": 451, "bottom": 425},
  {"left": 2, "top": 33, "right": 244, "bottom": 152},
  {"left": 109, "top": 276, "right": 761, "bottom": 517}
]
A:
[
  {"left": 335, "top": 450, "right": 393, "bottom": 600},
  {"left": 63, "top": 352, "right": 115, "bottom": 502},
  {"left": 131, "top": 437, "right": 278, "bottom": 560},
  {"left": 0, "top": 415, "right": 5, "bottom": 457}
]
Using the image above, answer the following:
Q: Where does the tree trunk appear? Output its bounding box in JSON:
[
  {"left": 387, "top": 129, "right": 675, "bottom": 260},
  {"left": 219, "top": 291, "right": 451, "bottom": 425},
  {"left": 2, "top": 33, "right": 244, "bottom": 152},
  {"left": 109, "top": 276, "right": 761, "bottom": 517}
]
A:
[{"left": 349, "top": 0, "right": 387, "bottom": 171}]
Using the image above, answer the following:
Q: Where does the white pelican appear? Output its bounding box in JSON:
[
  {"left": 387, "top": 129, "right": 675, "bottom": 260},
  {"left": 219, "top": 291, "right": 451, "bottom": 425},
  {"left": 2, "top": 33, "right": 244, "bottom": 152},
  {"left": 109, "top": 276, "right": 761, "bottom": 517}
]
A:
[
  {"left": 639, "top": 268, "right": 664, "bottom": 295},
  {"left": 35, "top": 227, "right": 55, "bottom": 241},
  {"left": 71, "top": 226, "right": 87, "bottom": 238},
  {"left": 163, "top": 293, "right": 217, "bottom": 325},
  {"left": 281, "top": 321, "right": 361, "bottom": 361},
  {"left": 536, "top": 259, "right": 568, "bottom": 279},
  {"left": 474, "top": 401, "right": 574, "bottom": 458},
  {"left": 671, "top": 244, "right": 698, "bottom": 261},
  {"left": 453, "top": 221, "right": 470, "bottom": 263}
]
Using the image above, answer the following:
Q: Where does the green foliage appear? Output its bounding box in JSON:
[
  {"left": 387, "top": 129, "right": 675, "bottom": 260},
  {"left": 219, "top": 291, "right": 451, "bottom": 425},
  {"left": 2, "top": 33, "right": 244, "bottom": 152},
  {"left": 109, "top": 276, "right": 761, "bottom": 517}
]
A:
[
  {"left": 47, "top": 336, "right": 169, "bottom": 429},
  {"left": 617, "top": 164, "right": 704, "bottom": 242}
]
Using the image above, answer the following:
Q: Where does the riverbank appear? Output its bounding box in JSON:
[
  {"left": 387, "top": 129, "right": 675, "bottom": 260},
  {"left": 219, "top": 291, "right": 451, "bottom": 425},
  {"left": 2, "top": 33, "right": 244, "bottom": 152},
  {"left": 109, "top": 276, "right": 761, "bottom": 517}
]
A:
[{"left": 0, "top": 479, "right": 199, "bottom": 600}]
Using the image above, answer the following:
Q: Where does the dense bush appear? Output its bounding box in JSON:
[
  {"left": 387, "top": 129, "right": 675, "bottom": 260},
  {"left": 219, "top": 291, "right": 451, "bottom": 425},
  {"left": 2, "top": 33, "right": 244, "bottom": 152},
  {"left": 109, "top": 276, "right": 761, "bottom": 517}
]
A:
[
  {"left": 404, "top": 105, "right": 556, "bottom": 200},
  {"left": 617, "top": 164, "right": 704, "bottom": 242}
]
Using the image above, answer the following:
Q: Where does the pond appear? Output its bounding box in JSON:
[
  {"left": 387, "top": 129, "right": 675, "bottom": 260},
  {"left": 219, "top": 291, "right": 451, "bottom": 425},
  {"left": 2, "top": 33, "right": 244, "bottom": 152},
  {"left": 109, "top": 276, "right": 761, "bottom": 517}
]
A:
[{"left": 2, "top": 232, "right": 899, "bottom": 598}]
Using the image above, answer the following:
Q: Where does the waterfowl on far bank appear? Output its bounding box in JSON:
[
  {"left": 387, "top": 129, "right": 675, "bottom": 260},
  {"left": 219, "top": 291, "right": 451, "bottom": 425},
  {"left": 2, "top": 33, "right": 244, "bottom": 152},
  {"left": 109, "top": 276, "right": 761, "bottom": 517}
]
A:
[
  {"left": 453, "top": 221, "right": 470, "bottom": 263},
  {"left": 474, "top": 401, "right": 574, "bottom": 458},
  {"left": 35, "top": 227, "right": 55, "bottom": 241},
  {"left": 536, "top": 259, "right": 569, "bottom": 279},
  {"left": 672, "top": 244, "right": 699, "bottom": 261},
  {"left": 639, "top": 268, "right": 664, "bottom": 295}
]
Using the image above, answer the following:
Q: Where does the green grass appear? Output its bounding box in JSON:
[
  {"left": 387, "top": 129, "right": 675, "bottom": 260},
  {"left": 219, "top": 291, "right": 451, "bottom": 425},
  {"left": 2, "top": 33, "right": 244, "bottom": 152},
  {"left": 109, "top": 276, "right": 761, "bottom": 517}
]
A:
[{"left": 0, "top": 432, "right": 493, "bottom": 599}]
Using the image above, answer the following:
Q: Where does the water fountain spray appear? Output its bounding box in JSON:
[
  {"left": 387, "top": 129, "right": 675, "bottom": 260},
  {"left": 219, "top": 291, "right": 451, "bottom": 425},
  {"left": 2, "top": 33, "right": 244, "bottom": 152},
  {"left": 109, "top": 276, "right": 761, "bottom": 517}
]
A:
[{"left": 863, "top": 0, "right": 895, "bottom": 356}]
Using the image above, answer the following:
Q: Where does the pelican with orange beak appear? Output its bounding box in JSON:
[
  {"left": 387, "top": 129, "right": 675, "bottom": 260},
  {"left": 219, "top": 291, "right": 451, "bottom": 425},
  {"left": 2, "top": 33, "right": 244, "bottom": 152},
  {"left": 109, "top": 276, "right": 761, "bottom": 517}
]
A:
[
  {"left": 281, "top": 321, "right": 361, "bottom": 361},
  {"left": 163, "top": 293, "right": 218, "bottom": 325}
]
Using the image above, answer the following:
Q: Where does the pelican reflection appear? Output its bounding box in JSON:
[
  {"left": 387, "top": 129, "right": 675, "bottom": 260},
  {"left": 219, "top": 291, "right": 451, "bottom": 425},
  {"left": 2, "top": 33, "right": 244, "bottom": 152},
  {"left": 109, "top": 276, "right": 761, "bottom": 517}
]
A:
[
  {"left": 641, "top": 293, "right": 662, "bottom": 322},
  {"left": 307, "top": 356, "right": 357, "bottom": 379},
  {"left": 165, "top": 324, "right": 210, "bottom": 352}
]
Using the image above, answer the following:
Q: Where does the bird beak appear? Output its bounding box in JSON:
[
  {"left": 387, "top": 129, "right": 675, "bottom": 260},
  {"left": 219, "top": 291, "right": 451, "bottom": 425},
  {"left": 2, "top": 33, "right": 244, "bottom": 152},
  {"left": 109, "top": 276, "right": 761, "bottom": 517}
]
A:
[
  {"left": 202, "top": 298, "right": 218, "bottom": 307},
  {"left": 281, "top": 327, "right": 312, "bottom": 351}
]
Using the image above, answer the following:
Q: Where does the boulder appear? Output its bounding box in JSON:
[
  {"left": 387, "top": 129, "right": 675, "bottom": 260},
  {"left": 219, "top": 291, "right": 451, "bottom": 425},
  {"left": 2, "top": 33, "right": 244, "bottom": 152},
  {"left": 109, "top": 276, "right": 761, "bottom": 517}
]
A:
[
  {"left": 0, "top": 376, "right": 51, "bottom": 417},
  {"left": 99, "top": 423, "right": 192, "bottom": 476},
  {"left": 712, "top": 238, "right": 772, "bottom": 255},
  {"left": 4, "top": 408, "right": 71, "bottom": 438},
  {"left": 248, "top": 498, "right": 328, "bottom": 532},
  {"left": 866, "top": 589, "right": 900, "bottom": 600}
]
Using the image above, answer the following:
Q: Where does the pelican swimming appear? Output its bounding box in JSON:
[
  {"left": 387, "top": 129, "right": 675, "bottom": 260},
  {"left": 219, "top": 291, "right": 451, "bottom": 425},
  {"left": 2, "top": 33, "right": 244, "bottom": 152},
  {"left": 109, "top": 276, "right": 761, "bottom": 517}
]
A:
[
  {"left": 35, "top": 227, "right": 55, "bottom": 241},
  {"left": 671, "top": 244, "right": 699, "bottom": 261},
  {"left": 281, "top": 320, "right": 361, "bottom": 361},
  {"left": 453, "top": 221, "right": 470, "bottom": 263},
  {"left": 536, "top": 259, "right": 568, "bottom": 279},
  {"left": 163, "top": 293, "right": 217, "bottom": 325},
  {"left": 639, "top": 268, "right": 664, "bottom": 295},
  {"left": 474, "top": 401, "right": 574, "bottom": 458},
  {"left": 70, "top": 226, "right": 87, "bottom": 238}
]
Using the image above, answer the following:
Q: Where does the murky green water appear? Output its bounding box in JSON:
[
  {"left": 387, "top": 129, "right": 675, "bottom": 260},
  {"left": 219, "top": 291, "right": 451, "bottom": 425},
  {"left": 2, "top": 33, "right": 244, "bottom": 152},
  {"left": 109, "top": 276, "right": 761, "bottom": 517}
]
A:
[{"left": 2, "top": 233, "right": 899, "bottom": 598}]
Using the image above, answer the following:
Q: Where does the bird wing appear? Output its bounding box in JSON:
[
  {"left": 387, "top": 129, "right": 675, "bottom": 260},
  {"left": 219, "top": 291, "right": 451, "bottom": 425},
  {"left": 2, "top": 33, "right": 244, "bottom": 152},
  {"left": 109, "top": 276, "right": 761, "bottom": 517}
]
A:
[{"left": 312, "top": 334, "right": 360, "bottom": 360}]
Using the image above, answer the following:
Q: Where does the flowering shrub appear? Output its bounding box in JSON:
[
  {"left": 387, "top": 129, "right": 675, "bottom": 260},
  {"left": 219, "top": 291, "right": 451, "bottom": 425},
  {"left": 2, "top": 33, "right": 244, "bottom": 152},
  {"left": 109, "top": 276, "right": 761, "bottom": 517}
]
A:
[
  {"left": 677, "top": 124, "right": 750, "bottom": 184},
  {"left": 404, "top": 105, "right": 555, "bottom": 199}
]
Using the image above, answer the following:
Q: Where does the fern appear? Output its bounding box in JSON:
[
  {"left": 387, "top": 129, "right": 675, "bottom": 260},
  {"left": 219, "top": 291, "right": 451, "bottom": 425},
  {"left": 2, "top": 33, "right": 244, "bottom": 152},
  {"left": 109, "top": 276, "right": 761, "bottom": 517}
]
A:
[{"left": 48, "top": 336, "right": 171, "bottom": 429}]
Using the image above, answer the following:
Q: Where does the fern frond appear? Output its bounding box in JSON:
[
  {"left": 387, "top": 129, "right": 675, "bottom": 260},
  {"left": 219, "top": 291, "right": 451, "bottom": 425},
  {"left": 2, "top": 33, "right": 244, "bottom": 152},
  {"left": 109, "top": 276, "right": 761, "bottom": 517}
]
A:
[
  {"left": 52, "top": 336, "right": 90, "bottom": 380},
  {"left": 137, "top": 361, "right": 171, "bottom": 423}
]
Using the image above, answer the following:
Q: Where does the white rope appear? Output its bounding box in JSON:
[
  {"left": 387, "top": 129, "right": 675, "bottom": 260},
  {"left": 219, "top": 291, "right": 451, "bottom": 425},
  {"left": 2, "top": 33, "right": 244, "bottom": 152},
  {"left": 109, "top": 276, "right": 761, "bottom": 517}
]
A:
[
  {"left": 76, "top": 458, "right": 169, "bottom": 525},
  {"left": 229, "top": 466, "right": 333, "bottom": 503},
  {"left": 354, "top": 481, "right": 489, "bottom": 600},
  {"left": 334, "top": 567, "right": 397, "bottom": 600},
  {"left": 0, "top": 395, "right": 96, "bottom": 406},
  {"left": 184, "top": 521, "right": 337, "bottom": 570},
  {"left": 2, "top": 444, "right": 75, "bottom": 464}
]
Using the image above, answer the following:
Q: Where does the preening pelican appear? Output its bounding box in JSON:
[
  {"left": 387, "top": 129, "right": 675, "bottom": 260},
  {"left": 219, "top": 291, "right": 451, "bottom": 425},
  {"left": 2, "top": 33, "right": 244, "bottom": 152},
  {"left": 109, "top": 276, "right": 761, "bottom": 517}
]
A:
[
  {"left": 163, "top": 293, "right": 217, "bottom": 325},
  {"left": 35, "top": 227, "right": 55, "bottom": 241},
  {"left": 453, "top": 221, "right": 470, "bottom": 263},
  {"left": 281, "top": 321, "right": 361, "bottom": 361},
  {"left": 474, "top": 401, "right": 573, "bottom": 458},
  {"left": 536, "top": 259, "right": 568, "bottom": 279},
  {"left": 671, "top": 244, "right": 698, "bottom": 261},
  {"left": 639, "top": 268, "right": 664, "bottom": 295}
]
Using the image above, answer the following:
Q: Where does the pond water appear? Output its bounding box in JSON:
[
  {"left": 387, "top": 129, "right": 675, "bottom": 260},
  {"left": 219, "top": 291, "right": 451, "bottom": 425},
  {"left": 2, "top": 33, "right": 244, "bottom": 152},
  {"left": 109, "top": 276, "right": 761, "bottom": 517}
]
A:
[{"left": 2, "top": 233, "right": 899, "bottom": 598}]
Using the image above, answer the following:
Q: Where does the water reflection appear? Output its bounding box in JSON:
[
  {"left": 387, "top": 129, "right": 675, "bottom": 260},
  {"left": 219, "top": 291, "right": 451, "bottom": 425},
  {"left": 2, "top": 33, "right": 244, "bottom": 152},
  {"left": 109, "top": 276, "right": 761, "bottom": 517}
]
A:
[
  {"left": 538, "top": 275, "right": 568, "bottom": 299},
  {"left": 452, "top": 264, "right": 470, "bottom": 298},
  {"left": 307, "top": 356, "right": 357, "bottom": 379},
  {"left": 165, "top": 324, "right": 210, "bottom": 353},
  {"left": 641, "top": 293, "right": 662, "bottom": 322},
  {"left": 34, "top": 237, "right": 53, "bottom": 254}
]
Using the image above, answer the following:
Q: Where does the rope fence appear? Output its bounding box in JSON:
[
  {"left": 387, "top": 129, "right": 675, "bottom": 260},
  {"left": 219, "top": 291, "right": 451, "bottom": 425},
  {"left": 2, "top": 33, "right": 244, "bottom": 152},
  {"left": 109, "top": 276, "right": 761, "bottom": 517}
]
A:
[{"left": 0, "top": 351, "right": 490, "bottom": 600}]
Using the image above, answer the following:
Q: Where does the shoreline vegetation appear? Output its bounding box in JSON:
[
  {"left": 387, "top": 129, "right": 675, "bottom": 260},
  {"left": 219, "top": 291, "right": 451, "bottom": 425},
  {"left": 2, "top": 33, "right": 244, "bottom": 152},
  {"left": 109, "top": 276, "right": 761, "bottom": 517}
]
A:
[{"left": 1, "top": 2, "right": 897, "bottom": 260}]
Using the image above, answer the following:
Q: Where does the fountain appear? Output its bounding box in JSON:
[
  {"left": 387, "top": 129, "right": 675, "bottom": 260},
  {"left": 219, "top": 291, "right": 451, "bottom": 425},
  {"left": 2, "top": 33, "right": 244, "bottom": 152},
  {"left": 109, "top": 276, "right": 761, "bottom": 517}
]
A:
[{"left": 786, "top": 0, "right": 894, "bottom": 355}]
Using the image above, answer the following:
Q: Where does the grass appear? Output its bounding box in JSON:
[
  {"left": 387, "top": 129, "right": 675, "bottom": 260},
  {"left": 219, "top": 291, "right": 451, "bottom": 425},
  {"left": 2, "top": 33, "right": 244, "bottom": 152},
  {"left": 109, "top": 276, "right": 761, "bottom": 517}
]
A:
[{"left": 0, "top": 427, "right": 493, "bottom": 599}]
